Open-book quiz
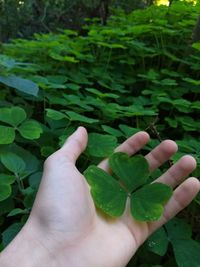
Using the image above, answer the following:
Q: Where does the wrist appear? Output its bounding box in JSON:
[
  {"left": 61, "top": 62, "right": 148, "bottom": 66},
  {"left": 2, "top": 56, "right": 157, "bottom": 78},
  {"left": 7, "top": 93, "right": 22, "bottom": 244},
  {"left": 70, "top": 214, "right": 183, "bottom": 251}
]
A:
[{"left": 0, "top": 220, "right": 58, "bottom": 267}]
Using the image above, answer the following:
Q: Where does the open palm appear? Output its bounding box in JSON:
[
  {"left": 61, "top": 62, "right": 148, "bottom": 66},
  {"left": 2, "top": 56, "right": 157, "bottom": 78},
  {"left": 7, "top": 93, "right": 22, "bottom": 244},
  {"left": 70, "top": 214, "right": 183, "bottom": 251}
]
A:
[{"left": 29, "top": 127, "right": 199, "bottom": 267}]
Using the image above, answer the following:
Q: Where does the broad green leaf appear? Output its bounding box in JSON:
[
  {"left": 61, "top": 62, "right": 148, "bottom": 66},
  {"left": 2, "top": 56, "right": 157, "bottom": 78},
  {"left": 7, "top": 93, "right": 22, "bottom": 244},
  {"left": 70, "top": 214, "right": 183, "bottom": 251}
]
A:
[
  {"left": 165, "top": 218, "right": 192, "bottom": 240},
  {"left": 2, "top": 223, "right": 23, "bottom": 247},
  {"left": 46, "top": 75, "right": 68, "bottom": 84},
  {"left": 109, "top": 153, "right": 149, "bottom": 192},
  {"left": 87, "top": 133, "right": 117, "bottom": 157},
  {"left": 0, "top": 55, "right": 16, "bottom": 69},
  {"left": 28, "top": 172, "right": 42, "bottom": 189},
  {"left": 131, "top": 183, "right": 172, "bottom": 221},
  {"left": 49, "top": 52, "right": 79, "bottom": 63},
  {"left": 171, "top": 239, "right": 200, "bottom": 267},
  {"left": 66, "top": 83, "right": 80, "bottom": 90},
  {"left": 146, "top": 227, "right": 168, "bottom": 256},
  {"left": 0, "top": 107, "right": 26, "bottom": 127},
  {"left": 63, "top": 94, "right": 93, "bottom": 111},
  {"left": 9, "top": 144, "right": 40, "bottom": 174},
  {"left": 183, "top": 77, "right": 200, "bottom": 86},
  {"left": 165, "top": 118, "right": 178, "bottom": 128},
  {"left": 0, "top": 126, "right": 15, "bottom": 144},
  {"left": 161, "top": 68, "right": 181, "bottom": 77},
  {"left": 191, "top": 101, "right": 200, "bottom": 110},
  {"left": 119, "top": 124, "right": 140, "bottom": 138},
  {"left": 7, "top": 208, "right": 28, "bottom": 217},
  {"left": 18, "top": 120, "right": 43, "bottom": 139},
  {"left": 46, "top": 109, "right": 66, "bottom": 120},
  {"left": 177, "top": 116, "right": 200, "bottom": 131},
  {"left": 96, "top": 41, "right": 126, "bottom": 49},
  {"left": 0, "top": 184, "right": 11, "bottom": 201},
  {"left": 0, "top": 75, "right": 39, "bottom": 96},
  {"left": 157, "top": 78, "right": 177, "bottom": 86},
  {"left": 0, "top": 174, "right": 15, "bottom": 185},
  {"left": 192, "top": 42, "right": 200, "bottom": 51},
  {"left": 0, "top": 152, "right": 26, "bottom": 174},
  {"left": 172, "top": 99, "right": 191, "bottom": 113},
  {"left": 24, "top": 190, "right": 36, "bottom": 208},
  {"left": 138, "top": 69, "right": 159, "bottom": 81},
  {"left": 85, "top": 88, "right": 119, "bottom": 99},
  {"left": 65, "top": 111, "right": 99, "bottom": 124},
  {"left": 84, "top": 165, "right": 127, "bottom": 217},
  {"left": 101, "top": 125, "right": 123, "bottom": 137}
]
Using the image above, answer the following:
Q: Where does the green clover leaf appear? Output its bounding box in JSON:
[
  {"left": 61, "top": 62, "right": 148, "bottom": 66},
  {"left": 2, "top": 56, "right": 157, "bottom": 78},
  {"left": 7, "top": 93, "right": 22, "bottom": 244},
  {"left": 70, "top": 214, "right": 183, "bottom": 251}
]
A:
[
  {"left": 84, "top": 152, "right": 172, "bottom": 221},
  {"left": 84, "top": 166, "right": 127, "bottom": 217},
  {"left": 131, "top": 183, "right": 172, "bottom": 221},
  {"left": 0, "top": 107, "right": 43, "bottom": 142},
  {"left": 18, "top": 120, "right": 43, "bottom": 140},
  {"left": 109, "top": 152, "right": 149, "bottom": 192},
  {"left": 0, "top": 107, "right": 26, "bottom": 127},
  {"left": 0, "top": 126, "right": 15, "bottom": 144}
]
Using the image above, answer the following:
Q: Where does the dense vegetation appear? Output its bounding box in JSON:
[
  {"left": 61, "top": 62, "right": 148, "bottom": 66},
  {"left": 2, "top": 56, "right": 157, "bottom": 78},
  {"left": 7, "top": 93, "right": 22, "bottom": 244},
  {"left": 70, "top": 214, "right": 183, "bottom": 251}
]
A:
[
  {"left": 0, "top": 1, "right": 200, "bottom": 266},
  {"left": 0, "top": 0, "right": 188, "bottom": 42},
  {"left": 0, "top": 0, "right": 149, "bottom": 42}
]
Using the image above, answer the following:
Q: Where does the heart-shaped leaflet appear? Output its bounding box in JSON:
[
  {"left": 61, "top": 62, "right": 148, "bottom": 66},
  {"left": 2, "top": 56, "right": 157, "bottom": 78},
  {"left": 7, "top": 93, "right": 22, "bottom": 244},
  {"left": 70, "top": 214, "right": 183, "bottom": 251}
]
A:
[
  {"left": 85, "top": 165, "right": 127, "bottom": 217},
  {"left": 84, "top": 152, "right": 172, "bottom": 221},
  {"left": 109, "top": 152, "right": 149, "bottom": 192}
]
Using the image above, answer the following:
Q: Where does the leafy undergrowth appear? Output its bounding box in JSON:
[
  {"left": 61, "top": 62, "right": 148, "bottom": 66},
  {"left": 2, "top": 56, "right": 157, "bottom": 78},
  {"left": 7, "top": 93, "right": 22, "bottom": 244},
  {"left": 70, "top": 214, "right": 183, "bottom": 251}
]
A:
[{"left": 0, "top": 1, "right": 200, "bottom": 266}]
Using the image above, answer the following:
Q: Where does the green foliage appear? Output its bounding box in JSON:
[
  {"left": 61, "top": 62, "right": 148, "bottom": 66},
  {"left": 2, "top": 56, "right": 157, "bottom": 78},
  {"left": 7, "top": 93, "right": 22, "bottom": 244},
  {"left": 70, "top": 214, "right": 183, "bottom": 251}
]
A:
[
  {"left": 0, "top": 0, "right": 148, "bottom": 42},
  {"left": 87, "top": 133, "right": 117, "bottom": 157},
  {"left": 0, "top": 1, "right": 199, "bottom": 266},
  {"left": 146, "top": 227, "right": 169, "bottom": 256},
  {"left": 165, "top": 218, "right": 200, "bottom": 267},
  {"left": 0, "top": 75, "right": 39, "bottom": 96},
  {"left": 0, "top": 184, "right": 12, "bottom": 202},
  {"left": 0, "top": 107, "right": 43, "bottom": 144}
]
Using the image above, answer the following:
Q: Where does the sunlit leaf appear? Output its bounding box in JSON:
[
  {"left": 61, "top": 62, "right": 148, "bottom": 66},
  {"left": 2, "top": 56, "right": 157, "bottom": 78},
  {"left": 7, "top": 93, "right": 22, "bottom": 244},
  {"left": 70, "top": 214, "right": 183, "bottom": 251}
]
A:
[{"left": 84, "top": 165, "right": 127, "bottom": 217}]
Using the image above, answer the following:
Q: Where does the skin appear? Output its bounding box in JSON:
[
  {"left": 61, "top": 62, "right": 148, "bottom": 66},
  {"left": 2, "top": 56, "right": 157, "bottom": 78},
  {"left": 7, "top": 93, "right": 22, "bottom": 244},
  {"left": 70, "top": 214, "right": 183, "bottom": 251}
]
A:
[{"left": 0, "top": 127, "right": 199, "bottom": 267}]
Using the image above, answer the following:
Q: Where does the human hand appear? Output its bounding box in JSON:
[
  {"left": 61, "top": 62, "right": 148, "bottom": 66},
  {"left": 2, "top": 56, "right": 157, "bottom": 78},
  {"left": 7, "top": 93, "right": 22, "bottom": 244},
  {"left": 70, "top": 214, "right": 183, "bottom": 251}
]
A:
[{"left": 1, "top": 127, "right": 199, "bottom": 267}]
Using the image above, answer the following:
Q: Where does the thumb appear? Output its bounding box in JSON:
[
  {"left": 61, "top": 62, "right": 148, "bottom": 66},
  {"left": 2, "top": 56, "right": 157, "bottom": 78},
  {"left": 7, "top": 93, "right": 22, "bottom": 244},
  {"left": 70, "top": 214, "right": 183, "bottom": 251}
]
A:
[{"left": 60, "top": 127, "right": 88, "bottom": 163}]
